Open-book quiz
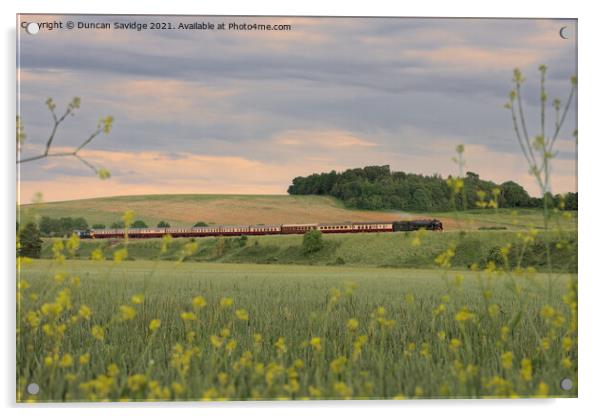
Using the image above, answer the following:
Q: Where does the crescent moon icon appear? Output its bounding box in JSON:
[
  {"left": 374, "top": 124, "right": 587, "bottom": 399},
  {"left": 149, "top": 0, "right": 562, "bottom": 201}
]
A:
[{"left": 559, "top": 26, "right": 568, "bottom": 40}]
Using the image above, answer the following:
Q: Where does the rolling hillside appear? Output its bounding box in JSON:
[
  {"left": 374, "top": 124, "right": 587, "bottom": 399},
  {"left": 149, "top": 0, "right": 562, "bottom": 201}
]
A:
[
  {"left": 18, "top": 194, "right": 577, "bottom": 230},
  {"left": 19, "top": 194, "right": 411, "bottom": 227}
]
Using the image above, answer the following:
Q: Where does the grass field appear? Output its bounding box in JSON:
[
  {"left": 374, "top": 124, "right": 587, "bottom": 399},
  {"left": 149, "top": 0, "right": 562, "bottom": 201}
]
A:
[
  {"left": 18, "top": 193, "right": 578, "bottom": 231},
  {"left": 17, "top": 259, "right": 577, "bottom": 401},
  {"left": 40, "top": 229, "right": 578, "bottom": 273}
]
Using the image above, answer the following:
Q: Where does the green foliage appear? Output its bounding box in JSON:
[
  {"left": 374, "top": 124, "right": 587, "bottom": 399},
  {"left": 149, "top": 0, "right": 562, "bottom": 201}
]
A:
[
  {"left": 287, "top": 166, "right": 573, "bottom": 212},
  {"left": 38, "top": 229, "right": 576, "bottom": 273},
  {"left": 131, "top": 220, "right": 148, "bottom": 228},
  {"left": 18, "top": 222, "right": 43, "bottom": 258},
  {"left": 91, "top": 224, "right": 106, "bottom": 229},
  {"left": 39, "top": 216, "right": 88, "bottom": 237},
  {"left": 110, "top": 221, "right": 125, "bottom": 229},
  {"left": 193, "top": 221, "right": 208, "bottom": 227},
  {"left": 302, "top": 229, "right": 325, "bottom": 254},
  {"left": 157, "top": 221, "right": 171, "bottom": 228},
  {"left": 237, "top": 235, "right": 248, "bottom": 247}
]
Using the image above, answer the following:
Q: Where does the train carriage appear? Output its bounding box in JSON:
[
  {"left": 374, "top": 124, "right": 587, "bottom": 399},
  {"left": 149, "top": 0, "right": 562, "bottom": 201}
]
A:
[
  {"left": 218, "top": 225, "right": 251, "bottom": 236},
  {"left": 351, "top": 222, "right": 393, "bottom": 232},
  {"left": 281, "top": 224, "right": 318, "bottom": 234},
  {"left": 84, "top": 219, "right": 442, "bottom": 239},
  {"left": 248, "top": 225, "right": 282, "bottom": 235}
]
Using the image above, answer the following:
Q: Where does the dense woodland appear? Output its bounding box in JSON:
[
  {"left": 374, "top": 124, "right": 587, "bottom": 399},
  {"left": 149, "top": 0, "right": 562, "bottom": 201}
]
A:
[{"left": 287, "top": 165, "right": 578, "bottom": 212}]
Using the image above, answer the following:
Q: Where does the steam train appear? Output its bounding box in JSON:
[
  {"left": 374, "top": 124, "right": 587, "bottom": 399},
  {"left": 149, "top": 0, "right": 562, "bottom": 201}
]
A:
[{"left": 76, "top": 219, "right": 443, "bottom": 239}]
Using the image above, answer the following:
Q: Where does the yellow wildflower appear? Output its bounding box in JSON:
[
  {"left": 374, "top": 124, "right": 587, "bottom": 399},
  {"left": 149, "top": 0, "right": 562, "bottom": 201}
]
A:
[
  {"left": 210, "top": 335, "right": 223, "bottom": 348},
  {"left": 330, "top": 356, "right": 347, "bottom": 374},
  {"left": 66, "top": 233, "right": 80, "bottom": 255},
  {"left": 128, "top": 374, "right": 147, "bottom": 392},
  {"left": 219, "top": 297, "right": 233, "bottom": 308},
  {"left": 520, "top": 358, "right": 532, "bottom": 381},
  {"left": 309, "top": 385, "right": 321, "bottom": 398},
  {"left": 131, "top": 294, "right": 144, "bottom": 305},
  {"left": 309, "top": 337, "right": 321, "bottom": 352},
  {"left": 226, "top": 339, "right": 237, "bottom": 353},
  {"left": 455, "top": 307, "right": 475, "bottom": 322},
  {"left": 488, "top": 304, "right": 500, "bottom": 318},
  {"left": 536, "top": 382, "right": 549, "bottom": 396},
  {"left": 91, "top": 325, "right": 105, "bottom": 341},
  {"left": 113, "top": 248, "right": 128, "bottom": 263},
  {"left": 180, "top": 311, "right": 196, "bottom": 321},
  {"left": 107, "top": 363, "right": 119, "bottom": 377},
  {"left": 449, "top": 338, "right": 462, "bottom": 351},
  {"left": 119, "top": 305, "right": 136, "bottom": 321},
  {"left": 90, "top": 247, "right": 104, "bottom": 261},
  {"left": 333, "top": 381, "right": 352, "bottom": 399},
  {"left": 202, "top": 387, "right": 219, "bottom": 401},
  {"left": 25, "top": 311, "right": 40, "bottom": 328},
  {"left": 274, "top": 337, "right": 287, "bottom": 353},
  {"left": 235, "top": 309, "right": 249, "bottom": 321},
  {"left": 501, "top": 326, "right": 510, "bottom": 341},
  {"left": 217, "top": 372, "right": 228, "bottom": 386},
  {"left": 171, "top": 382, "right": 185, "bottom": 396},
  {"left": 59, "top": 354, "right": 73, "bottom": 368},
  {"left": 192, "top": 295, "right": 207, "bottom": 309},
  {"left": 149, "top": 319, "right": 161, "bottom": 332},
  {"left": 540, "top": 305, "right": 555, "bottom": 319},
  {"left": 501, "top": 351, "right": 513, "bottom": 369},
  {"left": 78, "top": 305, "right": 92, "bottom": 320},
  {"left": 347, "top": 318, "right": 359, "bottom": 331}
]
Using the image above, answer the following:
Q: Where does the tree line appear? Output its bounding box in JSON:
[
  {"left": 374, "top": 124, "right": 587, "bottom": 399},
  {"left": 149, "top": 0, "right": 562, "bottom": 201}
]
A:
[
  {"left": 287, "top": 165, "right": 577, "bottom": 212},
  {"left": 33, "top": 216, "right": 210, "bottom": 237}
]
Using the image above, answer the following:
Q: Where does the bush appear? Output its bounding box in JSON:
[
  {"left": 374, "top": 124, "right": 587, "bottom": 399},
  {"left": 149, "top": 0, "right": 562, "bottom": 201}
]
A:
[
  {"left": 18, "top": 222, "right": 43, "bottom": 258},
  {"left": 157, "top": 221, "right": 171, "bottom": 228},
  {"left": 194, "top": 221, "right": 208, "bottom": 227},
  {"left": 131, "top": 220, "right": 148, "bottom": 228},
  {"left": 238, "top": 235, "right": 248, "bottom": 247},
  {"left": 302, "top": 229, "right": 324, "bottom": 254},
  {"left": 486, "top": 246, "right": 505, "bottom": 266},
  {"left": 39, "top": 216, "right": 89, "bottom": 237}
]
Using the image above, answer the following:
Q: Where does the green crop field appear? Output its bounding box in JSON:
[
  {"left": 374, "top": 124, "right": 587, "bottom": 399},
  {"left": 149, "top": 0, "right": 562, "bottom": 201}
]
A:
[
  {"left": 17, "top": 193, "right": 577, "bottom": 231},
  {"left": 17, "top": 259, "right": 577, "bottom": 401}
]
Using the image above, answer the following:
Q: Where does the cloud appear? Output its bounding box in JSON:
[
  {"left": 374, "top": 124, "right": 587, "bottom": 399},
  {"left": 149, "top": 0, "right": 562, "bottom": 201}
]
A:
[
  {"left": 17, "top": 16, "right": 578, "bottom": 202},
  {"left": 273, "top": 129, "right": 378, "bottom": 149}
]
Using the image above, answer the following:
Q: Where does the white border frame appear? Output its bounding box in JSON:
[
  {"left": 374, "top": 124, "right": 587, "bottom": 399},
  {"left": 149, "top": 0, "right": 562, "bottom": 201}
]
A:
[{"left": 3, "top": 1, "right": 600, "bottom": 415}]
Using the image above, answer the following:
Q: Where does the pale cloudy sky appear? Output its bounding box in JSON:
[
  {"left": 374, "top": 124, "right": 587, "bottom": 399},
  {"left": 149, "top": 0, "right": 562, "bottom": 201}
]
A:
[{"left": 17, "top": 15, "right": 577, "bottom": 203}]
